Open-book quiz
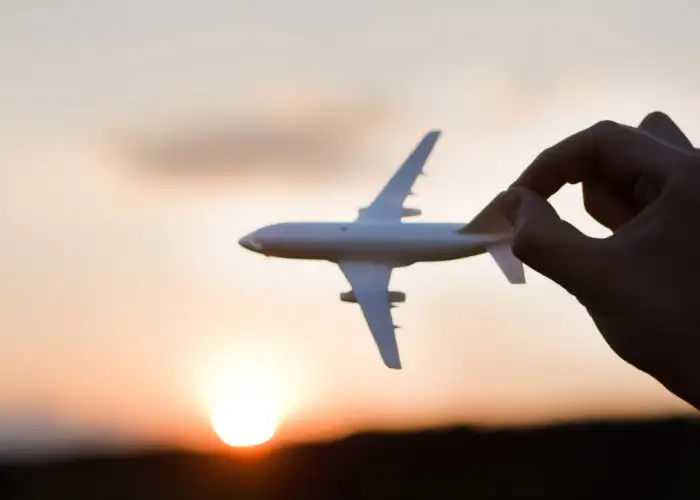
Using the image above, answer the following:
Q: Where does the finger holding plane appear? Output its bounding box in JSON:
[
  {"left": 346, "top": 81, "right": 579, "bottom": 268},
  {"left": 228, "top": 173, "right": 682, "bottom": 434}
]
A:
[
  {"left": 502, "top": 186, "right": 611, "bottom": 298},
  {"left": 579, "top": 112, "right": 691, "bottom": 231},
  {"left": 512, "top": 120, "right": 682, "bottom": 199}
]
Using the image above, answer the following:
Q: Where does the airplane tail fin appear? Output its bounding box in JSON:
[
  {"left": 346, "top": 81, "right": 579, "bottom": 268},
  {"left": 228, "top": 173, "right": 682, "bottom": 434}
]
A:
[{"left": 457, "top": 194, "right": 526, "bottom": 284}]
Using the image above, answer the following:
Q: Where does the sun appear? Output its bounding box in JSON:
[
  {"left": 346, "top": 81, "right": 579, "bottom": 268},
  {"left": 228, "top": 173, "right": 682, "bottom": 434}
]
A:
[
  {"left": 210, "top": 384, "right": 279, "bottom": 447},
  {"left": 201, "top": 348, "right": 298, "bottom": 449}
]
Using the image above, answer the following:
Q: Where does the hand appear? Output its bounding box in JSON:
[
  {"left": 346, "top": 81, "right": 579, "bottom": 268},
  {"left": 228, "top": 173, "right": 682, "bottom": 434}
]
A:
[{"left": 501, "top": 112, "right": 700, "bottom": 409}]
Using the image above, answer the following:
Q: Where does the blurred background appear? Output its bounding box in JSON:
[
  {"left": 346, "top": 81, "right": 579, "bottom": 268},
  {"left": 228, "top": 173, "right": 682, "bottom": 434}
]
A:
[{"left": 1, "top": 1, "right": 700, "bottom": 497}]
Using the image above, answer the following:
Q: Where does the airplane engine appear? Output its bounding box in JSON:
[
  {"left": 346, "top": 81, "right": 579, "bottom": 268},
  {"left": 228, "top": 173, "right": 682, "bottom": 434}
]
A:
[
  {"left": 387, "top": 291, "right": 406, "bottom": 303},
  {"left": 340, "top": 291, "right": 406, "bottom": 303},
  {"left": 401, "top": 207, "right": 422, "bottom": 217}
]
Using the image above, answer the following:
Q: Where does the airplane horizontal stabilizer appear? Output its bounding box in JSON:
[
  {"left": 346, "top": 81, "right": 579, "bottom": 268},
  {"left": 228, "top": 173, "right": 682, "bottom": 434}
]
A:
[
  {"left": 487, "top": 243, "right": 525, "bottom": 284},
  {"left": 457, "top": 193, "right": 525, "bottom": 284}
]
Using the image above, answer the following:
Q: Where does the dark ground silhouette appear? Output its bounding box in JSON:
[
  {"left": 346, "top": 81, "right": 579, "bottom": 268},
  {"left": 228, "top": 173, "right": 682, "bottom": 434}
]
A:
[{"left": 2, "top": 418, "right": 700, "bottom": 499}]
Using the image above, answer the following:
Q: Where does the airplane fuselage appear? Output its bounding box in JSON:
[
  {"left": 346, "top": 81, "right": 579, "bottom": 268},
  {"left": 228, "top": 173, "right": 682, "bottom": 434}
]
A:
[
  {"left": 238, "top": 129, "right": 524, "bottom": 369},
  {"left": 239, "top": 222, "right": 510, "bottom": 266}
]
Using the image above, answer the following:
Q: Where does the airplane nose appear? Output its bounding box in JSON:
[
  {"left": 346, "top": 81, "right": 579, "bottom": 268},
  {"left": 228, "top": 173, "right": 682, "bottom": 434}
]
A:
[
  {"left": 239, "top": 236, "right": 254, "bottom": 251},
  {"left": 239, "top": 234, "right": 263, "bottom": 252}
]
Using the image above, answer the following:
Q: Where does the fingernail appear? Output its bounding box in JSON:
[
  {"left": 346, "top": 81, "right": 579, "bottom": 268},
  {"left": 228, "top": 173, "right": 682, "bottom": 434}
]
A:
[{"left": 499, "top": 190, "right": 521, "bottom": 224}]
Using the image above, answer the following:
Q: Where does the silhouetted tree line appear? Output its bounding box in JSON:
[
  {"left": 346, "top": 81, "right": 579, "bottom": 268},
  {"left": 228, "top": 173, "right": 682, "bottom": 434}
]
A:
[{"left": 1, "top": 418, "right": 700, "bottom": 499}]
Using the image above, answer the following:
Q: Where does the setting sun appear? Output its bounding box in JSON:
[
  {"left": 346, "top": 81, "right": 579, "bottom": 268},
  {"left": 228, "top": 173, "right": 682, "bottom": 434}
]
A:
[
  {"left": 201, "top": 351, "right": 295, "bottom": 449},
  {"left": 210, "top": 384, "right": 280, "bottom": 447}
]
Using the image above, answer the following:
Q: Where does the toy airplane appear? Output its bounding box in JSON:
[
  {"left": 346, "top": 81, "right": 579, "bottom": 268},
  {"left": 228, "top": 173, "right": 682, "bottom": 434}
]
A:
[{"left": 239, "top": 130, "right": 525, "bottom": 369}]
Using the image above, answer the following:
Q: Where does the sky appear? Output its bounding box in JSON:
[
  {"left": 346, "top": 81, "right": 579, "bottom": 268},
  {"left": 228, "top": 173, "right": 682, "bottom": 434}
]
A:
[{"left": 1, "top": 0, "right": 700, "bottom": 456}]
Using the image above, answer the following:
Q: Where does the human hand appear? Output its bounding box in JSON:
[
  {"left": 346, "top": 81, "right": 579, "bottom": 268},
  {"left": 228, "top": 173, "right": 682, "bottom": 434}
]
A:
[{"left": 501, "top": 112, "right": 700, "bottom": 409}]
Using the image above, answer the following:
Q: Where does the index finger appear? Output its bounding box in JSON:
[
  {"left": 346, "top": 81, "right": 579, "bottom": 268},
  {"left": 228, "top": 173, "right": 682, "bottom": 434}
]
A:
[
  {"left": 638, "top": 111, "right": 694, "bottom": 152},
  {"left": 512, "top": 120, "right": 681, "bottom": 199}
]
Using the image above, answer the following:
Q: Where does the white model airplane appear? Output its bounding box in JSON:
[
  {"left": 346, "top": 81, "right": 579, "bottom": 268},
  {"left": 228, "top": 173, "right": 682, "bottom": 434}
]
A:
[{"left": 239, "top": 130, "right": 525, "bottom": 369}]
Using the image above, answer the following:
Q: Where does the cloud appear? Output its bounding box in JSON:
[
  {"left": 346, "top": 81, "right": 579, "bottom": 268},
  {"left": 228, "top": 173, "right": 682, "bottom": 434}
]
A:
[{"left": 117, "top": 95, "right": 397, "bottom": 185}]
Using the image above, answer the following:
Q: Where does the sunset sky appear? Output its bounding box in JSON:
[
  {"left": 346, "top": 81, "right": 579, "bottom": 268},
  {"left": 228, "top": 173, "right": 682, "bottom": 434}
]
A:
[{"left": 2, "top": 0, "right": 700, "bottom": 456}]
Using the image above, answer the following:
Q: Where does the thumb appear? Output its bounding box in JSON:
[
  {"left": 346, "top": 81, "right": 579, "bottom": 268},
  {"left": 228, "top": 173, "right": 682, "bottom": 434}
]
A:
[{"left": 501, "top": 187, "right": 604, "bottom": 296}]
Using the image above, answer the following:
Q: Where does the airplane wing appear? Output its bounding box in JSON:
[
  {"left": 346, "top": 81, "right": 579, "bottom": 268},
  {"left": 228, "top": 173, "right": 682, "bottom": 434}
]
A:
[
  {"left": 338, "top": 261, "right": 401, "bottom": 369},
  {"left": 356, "top": 130, "right": 441, "bottom": 223}
]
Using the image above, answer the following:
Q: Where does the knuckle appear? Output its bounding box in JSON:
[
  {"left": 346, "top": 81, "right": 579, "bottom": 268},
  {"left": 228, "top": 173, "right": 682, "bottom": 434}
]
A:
[
  {"left": 641, "top": 110, "right": 670, "bottom": 126},
  {"left": 592, "top": 119, "right": 621, "bottom": 136},
  {"left": 583, "top": 120, "right": 626, "bottom": 154}
]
